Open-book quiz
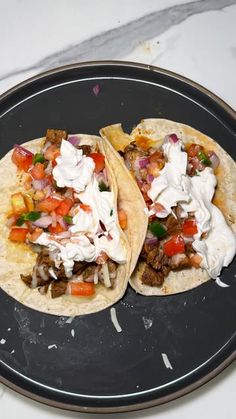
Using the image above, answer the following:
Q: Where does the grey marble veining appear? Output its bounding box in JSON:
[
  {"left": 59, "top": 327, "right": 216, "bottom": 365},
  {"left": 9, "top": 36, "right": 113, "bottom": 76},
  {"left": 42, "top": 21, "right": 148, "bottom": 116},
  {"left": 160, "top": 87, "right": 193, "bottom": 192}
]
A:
[{"left": 0, "top": 0, "right": 234, "bottom": 84}]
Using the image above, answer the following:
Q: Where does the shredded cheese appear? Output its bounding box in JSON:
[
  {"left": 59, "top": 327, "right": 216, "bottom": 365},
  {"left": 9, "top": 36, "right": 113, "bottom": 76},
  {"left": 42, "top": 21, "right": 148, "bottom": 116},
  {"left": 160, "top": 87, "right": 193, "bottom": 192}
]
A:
[
  {"left": 110, "top": 307, "right": 122, "bottom": 333},
  {"left": 161, "top": 353, "right": 173, "bottom": 370}
]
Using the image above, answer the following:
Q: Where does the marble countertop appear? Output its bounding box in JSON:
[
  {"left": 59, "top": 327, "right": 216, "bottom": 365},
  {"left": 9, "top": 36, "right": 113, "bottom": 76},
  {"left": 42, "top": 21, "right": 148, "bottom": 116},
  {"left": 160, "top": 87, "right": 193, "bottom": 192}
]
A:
[{"left": 0, "top": 0, "right": 235, "bottom": 418}]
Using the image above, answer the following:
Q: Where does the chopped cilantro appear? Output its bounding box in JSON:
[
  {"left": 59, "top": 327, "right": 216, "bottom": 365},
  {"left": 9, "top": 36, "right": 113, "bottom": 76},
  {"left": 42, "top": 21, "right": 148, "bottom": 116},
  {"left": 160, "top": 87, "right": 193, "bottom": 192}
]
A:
[{"left": 99, "top": 181, "right": 109, "bottom": 192}]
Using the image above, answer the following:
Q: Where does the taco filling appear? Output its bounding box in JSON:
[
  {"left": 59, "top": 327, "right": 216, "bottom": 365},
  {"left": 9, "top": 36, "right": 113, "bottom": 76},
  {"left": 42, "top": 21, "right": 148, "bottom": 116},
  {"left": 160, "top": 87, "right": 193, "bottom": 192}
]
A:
[
  {"left": 7, "top": 129, "right": 127, "bottom": 299},
  {"left": 101, "top": 121, "right": 236, "bottom": 293}
]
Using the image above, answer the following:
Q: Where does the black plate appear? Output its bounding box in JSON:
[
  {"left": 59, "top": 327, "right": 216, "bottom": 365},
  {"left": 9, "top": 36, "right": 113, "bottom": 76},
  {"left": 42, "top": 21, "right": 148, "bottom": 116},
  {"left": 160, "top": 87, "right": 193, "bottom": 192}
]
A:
[{"left": 0, "top": 61, "right": 235, "bottom": 413}]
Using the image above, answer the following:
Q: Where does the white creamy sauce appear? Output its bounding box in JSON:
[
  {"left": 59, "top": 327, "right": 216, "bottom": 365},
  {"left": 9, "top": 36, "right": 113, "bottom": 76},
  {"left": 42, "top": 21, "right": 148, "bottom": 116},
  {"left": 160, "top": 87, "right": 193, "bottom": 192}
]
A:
[
  {"left": 52, "top": 140, "right": 95, "bottom": 192},
  {"left": 35, "top": 140, "right": 126, "bottom": 276},
  {"left": 110, "top": 307, "right": 122, "bottom": 333},
  {"left": 161, "top": 353, "right": 173, "bottom": 370},
  {"left": 148, "top": 139, "right": 236, "bottom": 279}
]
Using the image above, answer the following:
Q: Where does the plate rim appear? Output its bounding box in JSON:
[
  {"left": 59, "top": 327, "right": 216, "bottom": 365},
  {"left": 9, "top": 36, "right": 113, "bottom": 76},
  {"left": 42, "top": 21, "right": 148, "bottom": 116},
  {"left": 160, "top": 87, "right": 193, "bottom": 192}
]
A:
[{"left": 0, "top": 60, "right": 235, "bottom": 413}]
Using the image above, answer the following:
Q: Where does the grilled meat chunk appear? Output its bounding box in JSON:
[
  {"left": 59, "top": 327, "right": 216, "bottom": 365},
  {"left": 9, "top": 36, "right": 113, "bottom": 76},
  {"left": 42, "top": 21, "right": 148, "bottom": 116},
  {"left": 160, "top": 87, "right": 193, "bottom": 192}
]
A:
[
  {"left": 51, "top": 280, "right": 68, "bottom": 298},
  {"left": 141, "top": 263, "right": 165, "bottom": 287},
  {"left": 168, "top": 254, "right": 192, "bottom": 270},
  {"left": 72, "top": 261, "right": 88, "bottom": 275},
  {"left": 82, "top": 263, "right": 99, "bottom": 281},
  {"left": 46, "top": 129, "right": 67, "bottom": 144},
  {"left": 123, "top": 144, "right": 148, "bottom": 172},
  {"left": 77, "top": 145, "right": 92, "bottom": 155},
  {"left": 21, "top": 274, "right": 33, "bottom": 287},
  {"left": 163, "top": 214, "right": 182, "bottom": 236}
]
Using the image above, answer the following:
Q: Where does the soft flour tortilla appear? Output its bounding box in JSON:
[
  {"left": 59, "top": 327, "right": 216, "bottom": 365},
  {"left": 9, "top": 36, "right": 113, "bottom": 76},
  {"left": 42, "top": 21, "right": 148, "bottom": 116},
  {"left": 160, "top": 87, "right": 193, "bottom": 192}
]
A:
[
  {"left": 0, "top": 133, "right": 145, "bottom": 315},
  {"left": 101, "top": 119, "right": 236, "bottom": 296}
]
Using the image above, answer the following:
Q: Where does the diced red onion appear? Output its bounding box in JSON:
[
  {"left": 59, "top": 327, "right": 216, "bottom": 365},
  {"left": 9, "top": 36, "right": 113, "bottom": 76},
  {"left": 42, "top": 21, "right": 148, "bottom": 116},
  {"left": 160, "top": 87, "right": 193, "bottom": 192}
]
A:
[
  {"left": 51, "top": 211, "right": 57, "bottom": 228},
  {"left": 32, "top": 178, "right": 49, "bottom": 190},
  {"left": 33, "top": 215, "right": 52, "bottom": 228},
  {"left": 208, "top": 151, "right": 220, "bottom": 170},
  {"left": 169, "top": 133, "right": 179, "bottom": 143},
  {"left": 164, "top": 134, "right": 179, "bottom": 144},
  {"left": 55, "top": 231, "right": 71, "bottom": 239},
  {"left": 45, "top": 161, "right": 53, "bottom": 175},
  {"left": 96, "top": 171, "right": 105, "bottom": 183},
  {"left": 147, "top": 174, "right": 154, "bottom": 183},
  {"left": 102, "top": 168, "right": 108, "bottom": 183},
  {"left": 14, "top": 144, "right": 34, "bottom": 156},
  {"left": 57, "top": 215, "right": 68, "bottom": 229},
  {"left": 145, "top": 237, "right": 158, "bottom": 246},
  {"left": 138, "top": 157, "right": 149, "bottom": 169},
  {"left": 64, "top": 188, "right": 73, "bottom": 199},
  {"left": 93, "top": 84, "right": 100, "bottom": 96},
  {"left": 68, "top": 136, "right": 81, "bottom": 147},
  {"left": 42, "top": 141, "right": 52, "bottom": 153},
  {"left": 44, "top": 185, "right": 53, "bottom": 198}
]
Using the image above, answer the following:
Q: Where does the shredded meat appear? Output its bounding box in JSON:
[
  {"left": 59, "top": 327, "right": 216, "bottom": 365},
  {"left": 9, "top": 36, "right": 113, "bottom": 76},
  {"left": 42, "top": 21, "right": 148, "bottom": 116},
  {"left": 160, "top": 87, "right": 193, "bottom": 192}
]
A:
[
  {"left": 72, "top": 261, "right": 88, "bottom": 275},
  {"left": 37, "top": 250, "right": 54, "bottom": 268},
  {"left": 77, "top": 145, "right": 92, "bottom": 155},
  {"left": 82, "top": 263, "right": 98, "bottom": 280},
  {"left": 21, "top": 274, "right": 33, "bottom": 287},
  {"left": 46, "top": 129, "right": 67, "bottom": 144},
  {"left": 51, "top": 280, "right": 68, "bottom": 298},
  {"left": 55, "top": 263, "right": 67, "bottom": 279},
  {"left": 163, "top": 214, "right": 182, "bottom": 236},
  {"left": 141, "top": 263, "right": 165, "bottom": 286}
]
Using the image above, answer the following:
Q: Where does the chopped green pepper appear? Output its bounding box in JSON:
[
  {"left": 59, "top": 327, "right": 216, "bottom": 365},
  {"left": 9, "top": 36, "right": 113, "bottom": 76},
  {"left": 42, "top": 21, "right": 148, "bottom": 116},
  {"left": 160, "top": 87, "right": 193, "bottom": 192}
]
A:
[
  {"left": 16, "top": 211, "right": 41, "bottom": 226},
  {"left": 33, "top": 153, "right": 45, "bottom": 164},
  {"left": 110, "top": 209, "right": 113, "bottom": 216},
  {"left": 197, "top": 151, "right": 211, "bottom": 166},
  {"left": 99, "top": 181, "right": 109, "bottom": 192},
  {"left": 63, "top": 215, "right": 73, "bottom": 224},
  {"left": 149, "top": 221, "right": 167, "bottom": 238}
]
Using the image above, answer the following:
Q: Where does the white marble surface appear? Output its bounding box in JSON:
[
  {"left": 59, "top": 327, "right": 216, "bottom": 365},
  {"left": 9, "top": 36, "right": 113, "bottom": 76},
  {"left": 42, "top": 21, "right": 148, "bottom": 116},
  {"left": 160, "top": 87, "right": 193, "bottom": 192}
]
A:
[{"left": 0, "top": 0, "right": 236, "bottom": 418}]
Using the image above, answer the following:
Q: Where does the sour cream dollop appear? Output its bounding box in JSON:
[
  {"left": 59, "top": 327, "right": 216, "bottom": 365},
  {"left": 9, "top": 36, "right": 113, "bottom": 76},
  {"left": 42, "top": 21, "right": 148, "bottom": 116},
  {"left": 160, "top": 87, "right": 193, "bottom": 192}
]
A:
[
  {"left": 35, "top": 140, "right": 126, "bottom": 276},
  {"left": 52, "top": 140, "right": 95, "bottom": 192},
  {"left": 148, "top": 139, "right": 236, "bottom": 279}
]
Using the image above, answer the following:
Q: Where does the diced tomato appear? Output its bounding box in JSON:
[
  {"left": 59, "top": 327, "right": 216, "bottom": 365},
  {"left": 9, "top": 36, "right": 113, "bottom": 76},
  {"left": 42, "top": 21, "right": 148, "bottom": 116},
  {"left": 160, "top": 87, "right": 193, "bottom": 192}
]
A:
[
  {"left": 48, "top": 222, "right": 65, "bottom": 234},
  {"left": 12, "top": 146, "right": 33, "bottom": 172},
  {"left": 96, "top": 251, "right": 109, "bottom": 264},
  {"left": 182, "top": 219, "right": 198, "bottom": 236},
  {"left": 29, "top": 162, "right": 45, "bottom": 180},
  {"left": 55, "top": 198, "right": 73, "bottom": 216},
  {"left": 9, "top": 227, "right": 29, "bottom": 242},
  {"left": 44, "top": 145, "right": 60, "bottom": 161},
  {"left": 88, "top": 153, "right": 105, "bottom": 173},
  {"left": 11, "top": 192, "right": 28, "bottom": 214},
  {"left": 163, "top": 234, "right": 185, "bottom": 257},
  {"left": 118, "top": 209, "right": 127, "bottom": 229},
  {"left": 187, "top": 143, "right": 204, "bottom": 157},
  {"left": 69, "top": 282, "right": 95, "bottom": 296},
  {"left": 80, "top": 203, "right": 92, "bottom": 213},
  {"left": 36, "top": 197, "right": 61, "bottom": 212}
]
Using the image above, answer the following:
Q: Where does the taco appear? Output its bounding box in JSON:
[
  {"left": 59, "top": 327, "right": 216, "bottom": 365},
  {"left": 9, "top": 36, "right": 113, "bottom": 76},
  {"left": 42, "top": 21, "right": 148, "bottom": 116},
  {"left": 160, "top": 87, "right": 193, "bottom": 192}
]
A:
[
  {"left": 0, "top": 129, "right": 146, "bottom": 315},
  {"left": 100, "top": 119, "right": 236, "bottom": 295}
]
